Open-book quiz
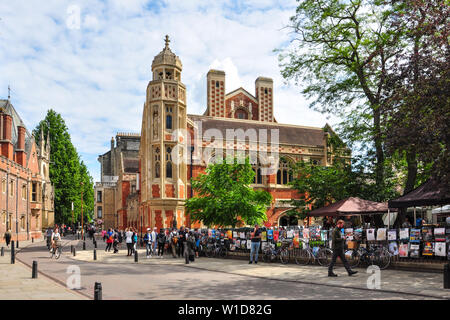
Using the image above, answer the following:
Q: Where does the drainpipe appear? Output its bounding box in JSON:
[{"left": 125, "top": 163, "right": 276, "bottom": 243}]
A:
[{"left": 6, "top": 168, "right": 9, "bottom": 233}]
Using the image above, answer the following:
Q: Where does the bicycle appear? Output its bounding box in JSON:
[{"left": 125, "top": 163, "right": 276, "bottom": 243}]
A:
[
  {"left": 293, "top": 239, "right": 333, "bottom": 267},
  {"left": 50, "top": 242, "right": 62, "bottom": 259},
  {"left": 347, "top": 244, "right": 390, "bottom": 270},
  {"left": 262, "top": 241, "right": 289, "bottom": 264}
]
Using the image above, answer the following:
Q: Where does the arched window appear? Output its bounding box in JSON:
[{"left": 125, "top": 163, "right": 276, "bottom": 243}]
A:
[
  {"left": 166, "top": 115, "right": 172, "bottom": 130},
  {"left": 166, "top": 147, "right": 173, "bottom": 178},
  {"left": 278, "top": 159, "right": 293, "bottom": 185},
  {"left": 252, "top": 158, "right": 264, "bottom": 185}
]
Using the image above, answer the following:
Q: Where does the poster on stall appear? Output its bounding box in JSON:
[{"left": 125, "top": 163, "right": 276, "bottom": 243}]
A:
[
  {"left": 261, "top": 231, "right": 267, "bottom": 242},
  {"left": 388, "top": 230, "right": 397, "bottom": 241},
  {"left": 354, "top": 228, "right": 363, "bottom": 241},
  {"left": 409, "top": 244, "right": 420, "bottom": 258},
  {"left": 208, "top": 229, "right": 212, "bottom": 237},
  {"left": 230, "top": 244, "right": 236, "bottom": 251},
  {"left": 376, "top": 228, "right": 387, "bottom": 241},
  {"left": 409, "top": 229, "right": 421, "bottom": 243},
  {"left": 274, "top": 231, "right": 279, "bottom": 242},
  {"left": 422, "top": 227, "right": 433, "bottom": 241},
  {"left": 366, "top": 229, "right": 376, "bottom": 241},
  {"left": 239, "top": 232, "right": 245, "bottom": 239},
  {"left": 345, "top": 228, "right": 354, "bottom": 240},
  {"left": 293, "top": 237, "right": 300, "bottom": 248},
  {"left": 233, "top": 231, "right": 238, "bottom": 239},
  {"left": 287, "top": 230, "right": 294, "bottom": 239},
  {"left": 399, "top": 228, "right": 409, "bottom": 241},
  {"left": 302, "top": 228, "right": 310, "bottom": 239},
  {"left": 294, "top": 230, "right": 300, "bottom": 239},
  {"left": 320, "top": 230, "right": 328, "bottom": 241},
  {"left": 389, "top": 242, "right": 399, "bottom": 256},
  {"left": 267, "top": 229, "right": 273, "bottom": 240},
  {"left": 422, "top": 242, "right": 434, "bottom": 256},
  {"left": 434, "top": 228, "right": 445, "bottom": 242},
  {"left": 240, "top": 240, "right": 247, "bottom": 250},
  {"left": 261, "top": 242, "right": 268, "bottom": 251},
  {"left": 211, "top": 229, "right": 216, "bottom": 238},
  {"left": 235, "top": 240, "right": 240, "bottom": 248},
  {"left": 227, "top": 230, "right": 233, "bottom": 239},
  {"left": 434, "top": 242, "right": 446, "bottom": 257},
  {"left": 246, "top": 240, "right": 252, "bottom": 250},
  {"left": 399, "top": 244, "right": 409, "bottom": 257}
]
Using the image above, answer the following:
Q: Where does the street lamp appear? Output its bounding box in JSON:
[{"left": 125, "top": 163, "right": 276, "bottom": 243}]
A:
[{"left": 81, "top": 182, "right": 84, "bottom": 240}]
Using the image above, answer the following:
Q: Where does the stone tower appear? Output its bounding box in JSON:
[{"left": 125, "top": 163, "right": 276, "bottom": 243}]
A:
[
  {"left": 206, "top": 70, "right": 226, "bottom": 117},
  {"left": 255, "top": 77, "right": 274, "bottom": 122},
  {"left": 140, "top": 36, "right": 188, "bottom": 230}
]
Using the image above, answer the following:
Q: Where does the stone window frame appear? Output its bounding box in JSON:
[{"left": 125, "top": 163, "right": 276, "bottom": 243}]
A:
[
  {"left": 277, "top": 158, "right": 293, "bottom": 185},
  {"left": 9, "top": 180, "right": 14, "bottom": 197},
  {"left": 1, "top": 178, "right": 6, "bottom": 194},
  {"left": 20, "top": 215, "right": 25, "bottom": 231},
  {"left": 21, "top": 184, "right": 27, "bottom": 200},
  {"left": 1, "top": 211, "right": 6, "bottom": 225}
]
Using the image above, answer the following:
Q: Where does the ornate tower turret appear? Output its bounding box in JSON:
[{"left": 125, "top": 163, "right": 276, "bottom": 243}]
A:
[{"left": 140, "top": 36, "right": 188, "bottom": 230}]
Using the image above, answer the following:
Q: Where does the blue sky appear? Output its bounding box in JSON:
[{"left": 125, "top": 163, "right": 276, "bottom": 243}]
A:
[{"left": 0, "top": 0, "right": 337, "bottom": 182}]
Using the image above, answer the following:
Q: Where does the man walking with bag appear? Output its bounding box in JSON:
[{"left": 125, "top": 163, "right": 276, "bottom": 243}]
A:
[{"left": 328, "top": 219, "right": 358, "bottom": 277}]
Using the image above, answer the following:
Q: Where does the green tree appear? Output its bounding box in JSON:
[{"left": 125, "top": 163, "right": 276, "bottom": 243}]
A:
[
  {"left": 185, "top": 158, "right": 273, "bottom": 228},
  {"left": 278, "top": 0, "right": 402, "bottom": 197},
  {"left": 33, "top": 109, "right": 94, "bottom": 225}
]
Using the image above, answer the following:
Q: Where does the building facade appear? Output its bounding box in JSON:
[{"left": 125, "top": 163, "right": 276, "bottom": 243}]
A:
[{"left": 0, "top": 98, "right": 54, "bottom": 242}]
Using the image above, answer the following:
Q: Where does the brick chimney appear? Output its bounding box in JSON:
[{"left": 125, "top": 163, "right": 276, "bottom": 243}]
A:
[
  {"left": 16, "top": 125, "right": 26, "bottom": 166},
  {"left": 0, "top": 113, "right": 14, "bottom": 160}
]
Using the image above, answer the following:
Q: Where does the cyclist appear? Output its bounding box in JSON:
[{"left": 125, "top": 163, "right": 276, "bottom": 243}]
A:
[{"left": 51, "top": 228, "right": 62, "bottom": 254}]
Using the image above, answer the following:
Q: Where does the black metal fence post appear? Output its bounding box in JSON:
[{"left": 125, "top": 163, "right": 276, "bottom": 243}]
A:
[
  {"left": 32, "top": 261, "right": 38, "bottom": 279},
  {"left": 73, "top": 247, "right": 76, "bottom": 256},
  {"left": 11, "top": 241, "right": 15, "bottom": 264},
  {"left": 83, "top": 241, "right": 86, "bottom": 250},
  {"left": 94, "top": 249, "right": 97, "bottom": 261},
  {"left": 1, "top": 247, "right": 4, "bottom": 256},
  {"left": 134, "top": 248, "right": 138, "bottom": 263},
  {"left": 444, "top": 263, "right": 450, "bottom": 289},
  {"left": 94, "top": 282, "right": 102, "bottom": 300}
]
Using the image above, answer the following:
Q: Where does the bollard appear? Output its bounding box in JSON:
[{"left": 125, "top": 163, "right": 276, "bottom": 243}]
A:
[
  {"left": 94, "top": 249, "right": 97, "bottom": 261},
  {"left": 77, "top": 233, "right": 80, "bottom": 240},
  {"left": 83, "top": 241, "right": 86, "bottom": 251},
  {"left": 11, "top": 241, "right": 15, "bottom": 264},
  {"left": 32, "top": 261, "right": 38, "bottom": 279},
  {"left": 134, "top": 249, "right": 138, "bottom": 263},
  {"left": 94, "top": 240, "right": 97, "bottom": 249},
  {"left": 32, "top": 237, "right": 34, "bottom": 243},
  {"left": 16, "top": 240, "right": 19, "bottom": 248},
  {"left": 1, "top": 247, "right": 4, "bottom": 256},
  {"left": 73, "top": 248, "right": 76, "bottom": 257},
  {"left": 94, "top": 282, "right": 102, "bottom": 300},
  {"left": 71, "top": 245, "right": 74, "bottom": 254},
  {"left": 445, "top": 263, "right": 450, "bottom": 289}
]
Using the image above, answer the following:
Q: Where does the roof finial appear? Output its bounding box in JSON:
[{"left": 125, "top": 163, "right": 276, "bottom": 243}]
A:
[
  {"left": 7, "top": 85, "right": 10, "bottom": 100},
  {"left": 165, "top": 35, "right": 170, "bottom": 49}
]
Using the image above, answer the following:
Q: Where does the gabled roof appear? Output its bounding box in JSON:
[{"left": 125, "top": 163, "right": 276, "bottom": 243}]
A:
[{"left": 225, "top": 87, "right": 258, "bottom": 103}]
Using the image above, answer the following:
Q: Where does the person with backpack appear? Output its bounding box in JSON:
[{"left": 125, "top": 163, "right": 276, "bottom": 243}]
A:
[
  {"left": 113, "top": 229, "right": 119, "bottom": 253},
  {"left": 157, "top": 228, "right": 166, "bottom": 258},
  {"left": 169, "top": 228, "right": 178, "bottom": 258},
  {"left": 105, "top": 228, "right": 114, "bottom": 252}
]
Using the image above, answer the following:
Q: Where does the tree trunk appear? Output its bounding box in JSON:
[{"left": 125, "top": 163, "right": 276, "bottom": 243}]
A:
[{"left": 373, "top": 106, "right": 385, "bottom": 195}]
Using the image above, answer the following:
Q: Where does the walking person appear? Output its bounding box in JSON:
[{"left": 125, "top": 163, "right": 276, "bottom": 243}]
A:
[
  {"left": 184, "top": 231, "right": 196, "bottom": 264},
  {"left": 105, "top": 228, "right": 114, "bottom": 252},
  {"left": 113, "top": 229, "right": 119, "bottom": 253},
  {"left": 249, "top": 224, "right": 262, "bottom": 264},
  {"left": 125, "top": 228, "right": 133, "bottom": 256},
  {"left": 178, "top": 226, "right": 185, "bottom": 258},
  {"left": 328, "top": 219, "right": 358, "bottom": 277},
  {"left": 157, "top": 228, "right": 166, "bottom": 258},
  {"left": 169, "top": 228, "right": 178, "bottom": 258},
  {"left": 132, "top": 229, "right": 138, "bottom": 254},
  {"left": 144, "top": 228, "right": 152, "bottom": 258},
  {"left": 150, "top": 227, "right": 158, "bottom": 256},
  {"left": 4, "top": 229, "right": 11, "bottom": 248}
]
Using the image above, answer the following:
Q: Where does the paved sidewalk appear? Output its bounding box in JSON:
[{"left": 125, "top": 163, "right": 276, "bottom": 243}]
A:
[
  {"left": 0, "top": 239, "right": 88, "bottom": 300},
  {"left": 70, "top": 247, "right": 450, "bottom": 300}
]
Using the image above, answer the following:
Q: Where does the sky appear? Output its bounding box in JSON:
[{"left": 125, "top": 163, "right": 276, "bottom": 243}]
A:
[{"left": 0, "top": 0, "right": 338, "bottom": 182}]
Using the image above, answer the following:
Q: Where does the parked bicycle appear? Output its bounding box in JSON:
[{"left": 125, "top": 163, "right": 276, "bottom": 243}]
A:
[
  {"left": 346, "top": 244, "right": 390, "bottom": 270},
  {"left": 262, "top": 241, "right": 289, "bottom": 264},
  {"left": 292, "top": 239, "right": 333, "bottom": 267},
  {"left": 205, "top": 238, "right": 227, "bottom": 258}
]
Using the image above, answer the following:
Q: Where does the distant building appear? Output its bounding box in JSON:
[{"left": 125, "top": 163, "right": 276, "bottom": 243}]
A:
[
  {"left": 0, "top": 98, "right": 54, "bottom": 242},
  {"left": 95, "top": 133, "right": 139, "bottom": 230}
]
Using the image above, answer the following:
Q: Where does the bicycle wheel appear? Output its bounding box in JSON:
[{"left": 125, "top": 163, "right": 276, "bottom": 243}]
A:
[
  {"left": 317, "top": 248, "right": 333, "bottom": 267},
  {"left": 346, "top": 249, "right": 360, "bottom": 268},
  {"left": 55, "top": 247, "right": 61, "bottom": 259},
  {"left": 262, "top": 248, "right": 271, "bottom": 263},
  {"left": 374, "top": 248, "right": 390, "bottom": 270},
  {"left": 205, "top": 245, "right": 214, "bottom": 258},
  {"left": 294, "top": 248, "right": 311, "bottom": 266},
  {"left": 219, "top": 247, "right": 227, "bottom": 258},
  {"left": 279, "top": 249, "right": 289, "bottom": 264}
]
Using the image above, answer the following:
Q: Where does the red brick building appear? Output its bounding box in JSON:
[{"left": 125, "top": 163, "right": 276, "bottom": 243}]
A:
[{"left": 0, "top": 98, "right": 54, "bottom": 242}]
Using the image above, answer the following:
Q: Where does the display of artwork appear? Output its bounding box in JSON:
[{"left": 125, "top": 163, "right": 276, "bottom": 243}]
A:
[
  {"left": 399, "top": 228, "right": 409, "bottom": 241},
  {"left": 320, "top": 230, "right": 328, "bottom": 241},
  {"left": 267, "top": 229, "right": 273, "bottom": 240},
  {"left": 227, "top": 230, "right": 233, "bottom": 239},
  {"left": 434, "top": 228, "right": 445, "bottom": 242},
  {"left": 208, "top": 229, "right": 212, "bottom": 237},
  {"left": 240, "top": 240, "right": 247, "bottom": 250},
  {"left": 287, "top": 230, "right": 294, "bottom": 239},
  {"left": 274, "top": 231, "right": 279, "bottom": 242},
  {"left": 302, "top": 228, "right": 310, "bottom": 239},
  {"left": 376, "top": 228, "right": 387, "bottom": 241},
  {"left": 354, "top": 229, "right": 363, "bottom": 241},
  {"left": 235, "top": 240, "right": 240, "bottom": 248},
  {"left": 399, "top": 243, "right": 409, "bottom": 257},
  {"left": 239, "top": 232, "right": 245, "bottom": 239},
  {"left": 261, "top": 231, "right": 267, "bottom": 242},
  {"left": 233, "top": 231, "right": 238, "bottom": 239},
  {"left": 345, "top": 228, "right": 354, "bottom": 240},
  {"left": 410, "top": 229, "right": 421, "bottom": 243},
  {"left": 246, "top": 240, "right": 252, "bottom": 250},
  {"left": 230, "top": 244, "right": 236, "bottom": 251},
  {"left": 422, "top": 227, "right": 433, "bottom": 241},
  {"left": 388, "top": 230, "right": 397, "bottom": 241},
  {"left": 366, "top": 229, "right": 376, "bottom": 241},
  {"left": 389, "top": 242, "right": 399, "bottom": 256},
  {"left": 422, "top": 242, "right": 434, "bottom": 256},
  {"left": 409, "top": 244, "right": 420, "bottom": 258},
  {"left": 434, "top": 242, "right": 446, "bottom": 257}
]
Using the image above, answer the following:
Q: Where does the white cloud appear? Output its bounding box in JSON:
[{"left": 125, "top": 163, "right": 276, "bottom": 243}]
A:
[{"left": 0, "top": 0, "right": 340, "bottom": 182}]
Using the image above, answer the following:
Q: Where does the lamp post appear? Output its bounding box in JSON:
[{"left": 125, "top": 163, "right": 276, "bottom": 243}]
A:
[{"left": 81, "top": 182, "right": 84, "bottom": 240}]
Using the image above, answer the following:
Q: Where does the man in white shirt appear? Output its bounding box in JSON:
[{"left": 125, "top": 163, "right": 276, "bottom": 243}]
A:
[
  {"left": 125, "top": 228, "right": 133, "bottom": 256},
  {"left": 151, "top": 227, "right": 158, "bottom": 256}
]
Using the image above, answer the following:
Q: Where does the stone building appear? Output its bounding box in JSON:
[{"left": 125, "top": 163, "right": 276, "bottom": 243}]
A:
[
  {"left": 137, "top": 36, "right": 350, "bottom": 232},
  {"left": 95, "top": 133, "right": 139, "bottom": 230},
  {"left": 0, "top": 98, "right": 54, "bottom": 242}
]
